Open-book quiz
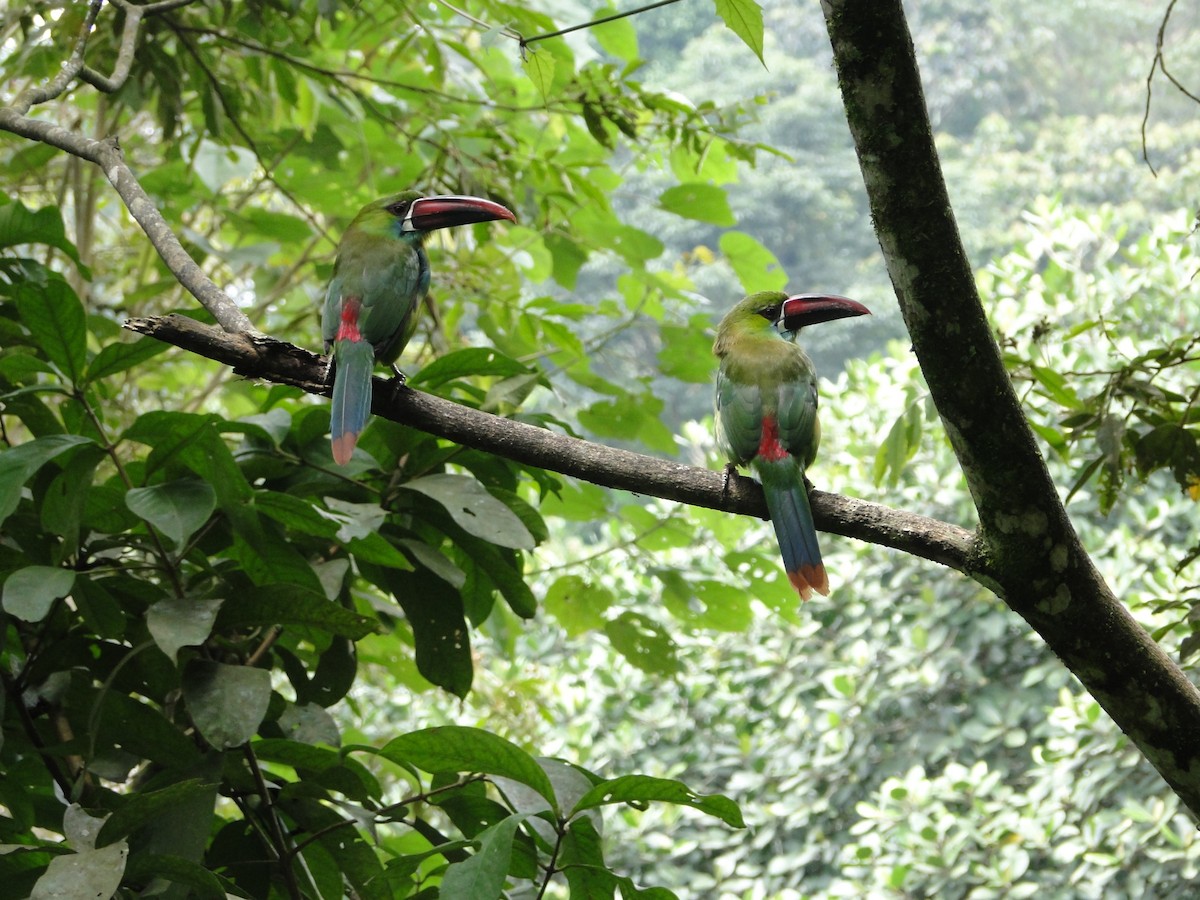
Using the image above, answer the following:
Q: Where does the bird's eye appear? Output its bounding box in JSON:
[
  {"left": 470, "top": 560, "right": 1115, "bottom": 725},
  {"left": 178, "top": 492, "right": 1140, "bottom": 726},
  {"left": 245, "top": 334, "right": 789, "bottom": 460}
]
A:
[
  {"left": 387, "top": 201, "right": 411, "bottom": 217},
  {"left": 757, "top": 304, "right": 781, "bottom": 321}
]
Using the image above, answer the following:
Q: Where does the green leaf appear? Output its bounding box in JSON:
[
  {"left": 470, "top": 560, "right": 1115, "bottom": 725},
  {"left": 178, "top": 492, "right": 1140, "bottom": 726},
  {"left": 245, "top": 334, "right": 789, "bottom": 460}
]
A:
[
  {"left": 124, "top": 412, "right": 256, "bottom": 536},
  {"left": 0, "top": 201, "right": 85, "bottom": 270},
  {"left": 126, "top": 478, "right": 217, "bottom": 547},
  {"left": 146, "top": 597, "right": 224, "bottom": 663},
  {"left": 658, "top": 322, "right": 718, "bottom": 383},
  {"left": 86, "top": 336, "right": 169, "bottom": 383},
  {"left": 572, "top": 775, "right": 744, "bottom": 827},
  {"left": 182, "top": 660, "right": 271, "bottom": 749},
  {"left": 604, "top": 612, "right": 682, "bottom": 676},
  {"left": 364, "top": 566, "right": 473, "bottom": 698},
  {"left": 93, "top": 690, "right": 204, "bottom": 771},
  {"left": 522, "top": 50, "right": 556, "bottom": 104},
  {"left": 441, "top": 814, "right": 528, "bottom": 900},
  {"left": 399, "top": 538, "right": 467, "bottom": 589},
  {"left": 31, "top": 841, "right": 127, "bottom": 900},
  {"left": 873, "top": 402, "right": 923, "bottom": 487},
  {"left": 591, "top": 5, "right": 639, "bottom": 63},
  {"left": 122, "top": 852, "right": 226, "bottom": 900},
  {"left": 96, "top": 779, "right": 217, "bottom": 847},
  {"left": 453, "top": 531, "right": 538, "bottom": 620},
  {"left": 720, "top": 231, "right": 788, "bottom": 294},
  {"left": 255, "top": 490, "right": 340, "bottom": 539},
  {"left": 16, "top": 277, "right": 87, "bottom": 385},
  {"left": 401, "top": 473, "right": 535, "bottom": 550},
  {"left": 2, "top": 565, "right": 75, "bottom": 622},
  {"left": 408, "top": 347, "right": 533, "bottom": 389},
  {"left": 380, "top": 727, "right": 557, "bottom": 809},
  {"left": 658, "top": 183, "right": 736, "bottom": 226},
  {"left": 276, "top": 702, "right": 341, "bottom": 746},
  {"left": 216, "top": 585, "right": 376, "bottom": 640},
  {"left": 714, "top": 0, "right": 766, "bottom": 66},
  {"left": 543, "top": 575, "right": 612, "bottom": 636},
  {"left": 40, "top": 443, "right": 105, "bottom": 556}
]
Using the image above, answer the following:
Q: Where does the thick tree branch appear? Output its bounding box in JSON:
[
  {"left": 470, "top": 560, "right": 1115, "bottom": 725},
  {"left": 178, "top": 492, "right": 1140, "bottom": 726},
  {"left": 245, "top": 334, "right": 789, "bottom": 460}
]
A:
[
  {"left": 821, "top": 0, "right": 1200, "bottom": 816},
  {"left": 124, "top": 313, "right": 975, "bottom": 574}
]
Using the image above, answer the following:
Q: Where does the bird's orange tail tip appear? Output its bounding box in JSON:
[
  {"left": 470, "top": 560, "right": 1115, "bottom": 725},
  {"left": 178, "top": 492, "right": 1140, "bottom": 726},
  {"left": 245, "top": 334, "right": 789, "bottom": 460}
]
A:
[
  {"left": 788, "top": 564, "right": 830, "bottom": 601},
  {"left": 331, "top": 432, "right": 359, "bottom": 466}
]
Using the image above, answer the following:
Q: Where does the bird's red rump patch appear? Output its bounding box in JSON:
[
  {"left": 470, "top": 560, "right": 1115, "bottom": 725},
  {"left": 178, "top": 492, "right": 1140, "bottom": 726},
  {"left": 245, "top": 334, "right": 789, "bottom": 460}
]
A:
[
  {"left": 758, "top": 416, "right": 790, "bottom": 463},
  {"left": 337, "top": 297, "right": 363, "bottom": 343}
]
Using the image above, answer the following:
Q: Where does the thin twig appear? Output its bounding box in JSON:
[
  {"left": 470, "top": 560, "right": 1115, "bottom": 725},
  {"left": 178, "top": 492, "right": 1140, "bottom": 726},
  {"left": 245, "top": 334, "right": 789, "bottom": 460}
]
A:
[
  {"left": 521, "top": 0, "right": 685, "bottom": 47},
  {"left": 13, "top": 0, "right": 102, "bottom": 112},
  {"left": 79, "top": 2, "right": 144, "bottom": 93}
]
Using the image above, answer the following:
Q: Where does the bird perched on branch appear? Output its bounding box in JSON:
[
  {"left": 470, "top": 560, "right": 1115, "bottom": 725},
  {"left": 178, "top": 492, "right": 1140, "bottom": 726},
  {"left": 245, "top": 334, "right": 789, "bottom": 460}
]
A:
[
  {"left": 322, "top": 191, "right": 515, "bottom": 465},
  {"left": 713, "top": 291, "right": 871, "bottom": 599}
]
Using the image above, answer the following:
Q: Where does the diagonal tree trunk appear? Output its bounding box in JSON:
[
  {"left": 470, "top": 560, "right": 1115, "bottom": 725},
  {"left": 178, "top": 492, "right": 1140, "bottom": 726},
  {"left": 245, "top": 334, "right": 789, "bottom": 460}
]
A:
[{"left": 819, "top": 0, "right": 1200, "bottom": 815}]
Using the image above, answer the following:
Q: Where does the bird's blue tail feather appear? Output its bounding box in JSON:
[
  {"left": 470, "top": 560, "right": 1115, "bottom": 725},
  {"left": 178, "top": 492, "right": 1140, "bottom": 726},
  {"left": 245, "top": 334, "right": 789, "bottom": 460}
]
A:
[
  {"left": 757, "top": 460, "right": 828, "bottom": 599},
  {"left": 330, "top": 339, "right": 375, "bottom": 465}
]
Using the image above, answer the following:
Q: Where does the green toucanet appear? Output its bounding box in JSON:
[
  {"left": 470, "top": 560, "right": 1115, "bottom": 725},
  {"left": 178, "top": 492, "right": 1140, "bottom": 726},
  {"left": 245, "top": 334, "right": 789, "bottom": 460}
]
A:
[
  {"left": 322, "top": 191, "right": 515, "bottom": 465},
  {"left": 713, "top": 291, "right": 871, "bottom": 599}
]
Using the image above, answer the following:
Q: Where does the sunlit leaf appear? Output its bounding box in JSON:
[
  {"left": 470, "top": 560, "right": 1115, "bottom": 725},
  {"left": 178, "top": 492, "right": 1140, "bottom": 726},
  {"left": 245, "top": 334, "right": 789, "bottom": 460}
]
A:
[
  {"left": 720, "top": 231, "right": 788, "bottom": 294},
  {"left": 714, "top": 0, "right": 766, "bottom": 66},
  {"left": 401, "top": 473, "right": 535, "bottom": 550},
  {"left": 658, "top": 183, "right": 736, "bottom": 226},
  {"left": 572, "top": 774, "right": 744, "bottom": 827},
  {"left": 381, "top": 727, "right": 557, "bottom": 809}
]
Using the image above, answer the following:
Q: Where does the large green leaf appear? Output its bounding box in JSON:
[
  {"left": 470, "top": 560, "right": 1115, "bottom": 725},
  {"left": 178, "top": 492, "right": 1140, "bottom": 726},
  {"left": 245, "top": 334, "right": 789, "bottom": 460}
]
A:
[
  {"left": 126, "top": 478, "right": 217, "bottom": 548},
  {"left": 380, "top": 727, "right": 557, "bottom": 809},
  {"left": 2, "top": 565, "right": 75, "bottom": 622},
  {"left": 146, "top": 597, "right": 224, "bottom": 663},
  {"left": 215, "top": 584, "right": 375, "bottom": 639},
  {"left": 408, "top": 347, "right": 534, "bottom": 389},
  {"left": 714, "top": 0, "right": 765, "bottom": 65},
  {"left": 0, "top": 201, "right": 85, "bottom": 269},
  {"left": 571, "top": 775, "right": 744, "bottom": 827},
  {"left": 657, "top": 183, "right": 736, "bottom": 226},
  {"left": 86, "top": 336, "right": 169, "bottom": 383},
  {"left": 440, "top": 814, "right": 529, "bottom": 900},
  {"left": 182, "top": 660, "right": 271, "bottom": 750},
  {"left": 16, "top": 277, "right": 87, "bottom": 385},
  {"left": 362, "top": 566, "right": 473, "bottom": 698},
  {"left": 591, "top": 5, "right": 639, "bottom": 63},
  {"left": 96, "top": 779, "right": 218, "bottom": 847},
  {"left": 603, "top": 612, "right": 681, "bottom": 676},
  {"left": 720, "top": 231, "right": 788, "bottom": 294},
  {"left": 401, "top": 473, "right": 535, "bottom": 550},
  {"left": 543, "top": 575, "right": 612, "bottom": 636}
]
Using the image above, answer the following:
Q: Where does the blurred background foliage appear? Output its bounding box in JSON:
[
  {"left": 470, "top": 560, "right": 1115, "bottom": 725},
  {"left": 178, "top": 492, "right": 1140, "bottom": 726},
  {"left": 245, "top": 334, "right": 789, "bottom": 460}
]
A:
[{"left": 3, "top": 0, "right": 1200, "bottom": 896}]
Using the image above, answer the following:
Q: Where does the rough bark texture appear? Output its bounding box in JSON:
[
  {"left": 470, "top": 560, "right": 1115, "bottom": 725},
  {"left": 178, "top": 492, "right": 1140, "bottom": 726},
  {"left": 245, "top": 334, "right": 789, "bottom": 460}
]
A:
[
  {"left": 125, "top": 313, "right": 973, "bottom": 572},
  {"left": 821, "top": 0, "right": 1200, "bottom": 816}
]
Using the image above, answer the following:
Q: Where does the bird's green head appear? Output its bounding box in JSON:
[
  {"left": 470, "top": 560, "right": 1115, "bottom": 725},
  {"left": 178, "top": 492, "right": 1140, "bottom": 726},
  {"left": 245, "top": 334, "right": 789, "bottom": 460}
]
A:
[{"left": 349, "top": 191, "right": 515, "bottom": 239}]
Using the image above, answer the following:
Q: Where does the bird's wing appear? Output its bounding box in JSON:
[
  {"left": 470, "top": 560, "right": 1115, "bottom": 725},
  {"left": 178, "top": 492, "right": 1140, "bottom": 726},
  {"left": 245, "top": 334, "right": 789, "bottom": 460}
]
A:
[
  {"left": 321, "top": 274, "right": 347, "bottom": 350},
  {"left": 357, "top": 242, "right": 427, "bottom": 362},
  {"left": 714, "top": 366, "right": 765, "bottom": 465},
  {"left": 773, "top": 372, "right": 820, "bottom": 468}
]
